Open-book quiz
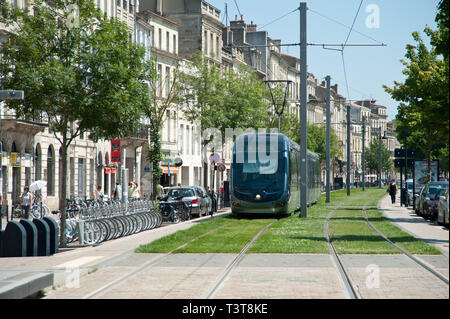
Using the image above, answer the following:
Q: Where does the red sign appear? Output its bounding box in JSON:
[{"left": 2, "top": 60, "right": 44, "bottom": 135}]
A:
[
  {"left": 104, "top": 167, "right": 111, "bottom": 174},
  {"left": 111, "top": 167, "right": 116, "bottom": 174},
  {"left": 111, "top": 139, "right": 121, "bottom": 162}
]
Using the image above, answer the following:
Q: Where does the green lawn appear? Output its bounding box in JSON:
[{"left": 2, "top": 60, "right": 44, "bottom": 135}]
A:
[{"left": 136, "top": 188, "right": 441, "bottom": 255}]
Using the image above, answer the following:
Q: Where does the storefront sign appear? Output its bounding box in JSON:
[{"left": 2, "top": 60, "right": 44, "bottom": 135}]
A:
[
  {"left": 9, "top": 152, "right": 20, "bottom": 167},
  {"left": 111, "top": 139, "right": 121, "bottom": 162}
]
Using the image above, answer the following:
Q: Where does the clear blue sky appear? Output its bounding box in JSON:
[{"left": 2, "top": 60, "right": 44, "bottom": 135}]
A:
[{"left": 206, "top": 0, "right": 441, "bottom": 122}]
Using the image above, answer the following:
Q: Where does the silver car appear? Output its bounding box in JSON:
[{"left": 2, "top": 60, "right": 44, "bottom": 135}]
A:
[
  {"left": 438, "top": 188, "right": 449, "bottom": 227},
  {"left": 165, "top": 187, "right": 209, "bottom": 217},
  {"left": 193, "top": 186, "right": 213, "bottom": 215}
]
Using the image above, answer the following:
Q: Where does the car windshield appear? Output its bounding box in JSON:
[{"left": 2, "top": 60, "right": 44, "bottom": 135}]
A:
[
  {"left": 167, "top": 188, "right": 195, "bottom": 198},
  {"left": 428, "top": 184, "right": 448, "bottom": 199}
]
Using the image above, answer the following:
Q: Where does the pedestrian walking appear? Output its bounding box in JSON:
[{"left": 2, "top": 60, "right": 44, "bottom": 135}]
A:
[
  {"left": 387, "top": 179, "right": 397, "bottom": 204},
  {"left": 20, "top": 186, "right": 33, "bottom": 219}
]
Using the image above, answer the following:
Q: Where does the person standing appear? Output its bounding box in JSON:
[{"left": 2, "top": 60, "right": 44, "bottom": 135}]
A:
[
  {"left": 20, "top": 186, "right": 33, "bottom": 219},
  {"left": 113, "top": 182, "right": 122, "bottom": 200},
  {"left": 94, "top": 185, "right": 104, "bottom": 201},
  {"left": 388, "top": 179, "right": 397, "bottom": 204}
]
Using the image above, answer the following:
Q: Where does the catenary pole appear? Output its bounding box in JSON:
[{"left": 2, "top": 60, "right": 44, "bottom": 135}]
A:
[
  {"left": 346, "top": 103, "right": 351, "bottom": 195},
  {"left": 325, "top": 75, "right": 331, "bottom": 203},
  {"left": 299, "top": 2, "right": 307, "bottom": 218},
  {"left": 362, "top": 116, "right": 366, "bottom": 191}
]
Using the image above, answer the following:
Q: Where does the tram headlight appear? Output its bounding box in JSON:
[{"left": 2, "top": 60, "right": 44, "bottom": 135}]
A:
[{"left": 255, "top": 194, "right": 261, "bottom": 200}]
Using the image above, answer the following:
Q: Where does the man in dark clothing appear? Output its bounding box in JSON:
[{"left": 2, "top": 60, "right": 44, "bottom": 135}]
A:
[{"left": 388, "top": 179, "right": 397, "bottom": 204}]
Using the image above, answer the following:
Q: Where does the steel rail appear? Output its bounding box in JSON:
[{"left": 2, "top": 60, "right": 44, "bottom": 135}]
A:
[
  {"left": 325, "top": 207, "right": 361, "bottom": 299},
  {"left": 83, "top": 216, "right": 236, "bottom": 299},
  {"left": 362, "top": 206, "right": 449, "bottom": 285},
  {"left": 204, "top": 220, "right": 277, "bottom": 299}
]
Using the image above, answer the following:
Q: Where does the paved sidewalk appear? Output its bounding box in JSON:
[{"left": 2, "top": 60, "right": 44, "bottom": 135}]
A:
[
  {"left": 0, "top": 209, "right": 231, "bottom": 297},
  {"left": 378, "top": 194, "right": 449, "bottom": 257}
]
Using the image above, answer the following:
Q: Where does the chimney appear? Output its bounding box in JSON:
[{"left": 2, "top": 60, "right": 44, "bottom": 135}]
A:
[
  {"left": 240, "top": 14, "right": 244, "bottom": 21},
  {"left": 332, "top": 84, "right": 338, "bottom": 93},
  {"left": 247, "top": 21, "right": 258, "bottom": 32},
  {"left": 321, "top": 80, "right": 326, "bottom": 87},
  {"left": 235, "top": 15, "right": 238, "bottom": 21}
]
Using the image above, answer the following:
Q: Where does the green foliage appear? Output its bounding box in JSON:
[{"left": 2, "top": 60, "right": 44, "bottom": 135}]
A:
[
  {"left": 364, "top": 138, "right": 393, "bottom": 173},
  {"left": 0, "top": 0, "right": 149, "bottom": 246},
  {"left": 306, "top": 123, "right": 342, "bottom": 162},
  {"left": 383, "top": 28, "right": 449, "bottom": 180}
]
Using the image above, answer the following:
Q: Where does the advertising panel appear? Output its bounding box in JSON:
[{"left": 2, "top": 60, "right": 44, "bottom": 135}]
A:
[{"left": 414, "top": 160, "right": 439, "bottom": 188}]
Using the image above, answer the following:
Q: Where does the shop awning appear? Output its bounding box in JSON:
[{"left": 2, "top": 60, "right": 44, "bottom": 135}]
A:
[{"left": 161, "top": 166, "right": 179, "bottom": 174}]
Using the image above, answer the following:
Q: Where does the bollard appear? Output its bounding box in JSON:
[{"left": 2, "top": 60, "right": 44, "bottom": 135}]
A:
[
  {"left": 1, "top": 221, "right": 27, "bottom": 257},
  {"left": 33, "top": 219, "right": 50, "bottom": 256},
  {"left": 78, "top": 220, "right": 85, "bottom": 245},
  {"left": 20, "top": 219, "right": 38, "bottom": 256},
  {"left": 43, "top": 217, "right": 59, "bottom": 254}
]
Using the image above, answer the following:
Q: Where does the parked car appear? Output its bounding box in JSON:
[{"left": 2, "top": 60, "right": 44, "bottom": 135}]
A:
[
  {"left": 193, "top": 186, "right": 213, "bottom": 215},
  {"left": 164, "top": 187, "right": 209, "bottom": 217},
  {"left": 415, "top": 181, "right": 449, "bottom": 220},
  {"left": 437, "top": 188, "right": 449, "bottom": 227},
  {"left": 405, "top": 179, "right": 414, "bottom": 206}
]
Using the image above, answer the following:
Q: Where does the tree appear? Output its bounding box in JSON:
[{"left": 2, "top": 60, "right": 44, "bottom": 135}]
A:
[
  {"left": 383, "top": 30, "right": 448, "bottom": 182},
  {"left": 0, "top": 0, "right": 149, "bottom": 246},
  {"left": 364, "top": 138, "right": 393, "bottom": 176},
  {"left": 307, "top": 124, "right": 342, "bottom": 162},
  {"left": 179, "top": 53, "right": 267, "bottom": 187},
  {"left": 141, "top": 58, "right": 183, "bottom": 198}
]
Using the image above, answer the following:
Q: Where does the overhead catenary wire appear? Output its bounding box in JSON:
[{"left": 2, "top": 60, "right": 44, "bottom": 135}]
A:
[
  {"left": 308, "top": 7, "right": 384, "bottom": 45},
  {"left": 260, "top": 7, "right": 300, "bottom": 29}
]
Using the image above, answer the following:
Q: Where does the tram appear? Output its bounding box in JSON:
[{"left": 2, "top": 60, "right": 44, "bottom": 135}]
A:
[{"left": 231, "top": 132, "right": 321, "bottom": 215}]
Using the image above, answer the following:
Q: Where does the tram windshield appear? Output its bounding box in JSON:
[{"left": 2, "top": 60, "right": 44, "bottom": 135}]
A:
[{"left": 233, "top": 151, "right": 286, "bottom": 193}]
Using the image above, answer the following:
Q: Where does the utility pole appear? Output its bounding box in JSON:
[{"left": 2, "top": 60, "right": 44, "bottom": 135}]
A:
[
  {"left": 362, "top": 116, "right": 366, "bottom": 191},
  {"left": 378, "top": 129, "right": 382, "bottom": 188},
  {"left": 346, "top": 104, "right": 351, "bottom": 196},
  {"left": 299, "top": 2, "right": 307, "bottom": 218},
  {"left": 325, "top": 75, "right": 331, "bottom": 203}
]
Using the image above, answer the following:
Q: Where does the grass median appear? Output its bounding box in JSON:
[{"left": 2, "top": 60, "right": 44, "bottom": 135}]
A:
[{"left": 136, "top": 188, "right": 441, "bottom": 255}]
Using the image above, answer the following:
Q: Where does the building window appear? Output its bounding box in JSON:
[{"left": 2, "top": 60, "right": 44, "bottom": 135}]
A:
[
  {"left": 165, "top": 66, "right": 170, "bottom": 97},
  {"left": 129, "top": 0, "right": 134, "bottom": 13},
  {"left": 179, "top": 124, "right": 184, "bottom": 154},
  {"left": 157, "top": 64, "right": 162, "bottom": 97},
  {"left": 173, "top": 34, "right": 177, "bottom": 54},
  {"left": 166, "top": 31, "right": 170, "bottom": 52},
  {"left": 123, "top": 0, "right": 127, "bottom": 10},
  {"left": 204, "top": 31, "right": 208, "bottom": 55},
  {"left": 216, "top": 36, "right": 219, "bottom": 57},
  {"left": 210, "top": 33, "right": 214, "bottom": 56},
  {"left": 158, "top": 28, "right": 162, "bottom": 49}
]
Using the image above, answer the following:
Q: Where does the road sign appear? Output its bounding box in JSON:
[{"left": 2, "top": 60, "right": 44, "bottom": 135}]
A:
[
  {"left": 394, "top": 148, "right": 416, "bottom": 158},
  {"left": 394, "top": 158, "right": 414, "bottom": 168},
  {"left": 210, "top": 153, "right": 220, "bottom": 164},
  {"left": 217, "top": 163, "right": 226, "bottom": 172},
  {"left": 0, "top": 90, "right": 24, "bottom": 100}
]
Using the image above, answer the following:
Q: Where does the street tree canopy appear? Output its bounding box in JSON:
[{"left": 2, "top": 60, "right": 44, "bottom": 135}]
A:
[{"left": 0, "top": 0, "right": 149, "bottom": 246}]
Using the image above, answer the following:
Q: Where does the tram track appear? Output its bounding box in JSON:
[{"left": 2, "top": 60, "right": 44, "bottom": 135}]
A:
[
  {"left": 325, "top": 202, "right": 449, "bottom": 299},
  {"left": 203, "top": 220, "right": 277, "bottom": 299},
  {"left": 83, "top": 219, "right": 238, "bottom": 299}
]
